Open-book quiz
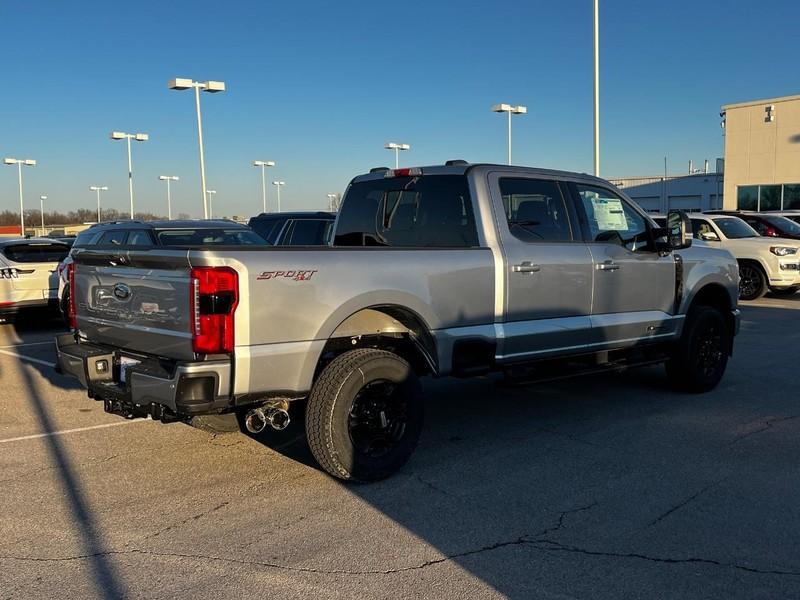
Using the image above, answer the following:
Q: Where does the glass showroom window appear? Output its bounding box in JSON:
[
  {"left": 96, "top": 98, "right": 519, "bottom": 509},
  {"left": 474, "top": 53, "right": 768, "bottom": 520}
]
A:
[
  {"left": 759, "top": 185, "right": 781, "bottom": 211},
  {"left": 737, "top": 186, "right": 758, "bottom": 210},
  {"left": 783, "top": 184, "right": 800, "bottom": 210}
]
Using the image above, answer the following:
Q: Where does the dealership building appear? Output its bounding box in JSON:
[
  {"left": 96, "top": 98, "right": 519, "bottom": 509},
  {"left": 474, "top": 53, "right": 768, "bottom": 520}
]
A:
[
  {"left": 610, "top": 93, "right": 800, "bottom": 214},
  {"left": 721, "top": 93, "right": 800, "bottom": 211}
]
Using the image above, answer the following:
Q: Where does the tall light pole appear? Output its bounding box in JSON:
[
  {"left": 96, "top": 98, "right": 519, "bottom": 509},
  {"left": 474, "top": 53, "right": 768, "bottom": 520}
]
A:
[
  {"left": 593, "top": 0, "right": 600, "bottom": 176},
  {"left": 272, "top": 181, "right": 285, "bottom": 212},
  {"left": 89, "top": 186, "right": 108, "bottom": 223},
  {"left": 110, "top": 131, "right": 148, "bottom": 218},
  {"left": 3, "top": 158, "right": 36, "bottom": 236},
  {"left": 384, "top": 142, "right": 410, "bottom": 169},
  {"left": 168, "top": 78, "right": 226, "bottom": 219},
  {"left": 158, "top": 175, "right": 179, "bottom": 220},
  {"left": 39, "top": 195, "right": 47, "bottom": 231},
  {"left": 253, "top": 160, "right": 275, "bottom": 213},
  {"left": 491, "top": 104, "right": 527, "bottom": 165},
  {"left": 206, "top": 189, "right": 217, "bottom": 218}
]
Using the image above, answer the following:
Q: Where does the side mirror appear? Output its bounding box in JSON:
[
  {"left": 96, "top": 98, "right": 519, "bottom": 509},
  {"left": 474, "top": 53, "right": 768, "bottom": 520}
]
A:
[
  {"left": 666, "top": 210, "right": 692, "bottom": 250},
  {"left": 699, "top": 231, "right": 719, "bottom": 242}
]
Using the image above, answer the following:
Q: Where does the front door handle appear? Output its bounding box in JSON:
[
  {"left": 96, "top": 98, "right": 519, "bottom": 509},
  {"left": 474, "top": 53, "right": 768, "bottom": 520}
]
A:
[
  {"left": 512, "top": 261, "right": 541, "bottom": 273},
  {"left": 597, "top": 260, "right": 620, "bottom": 271}
]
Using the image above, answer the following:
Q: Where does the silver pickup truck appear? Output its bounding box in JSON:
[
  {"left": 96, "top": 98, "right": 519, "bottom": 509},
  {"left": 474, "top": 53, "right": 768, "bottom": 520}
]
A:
[{"left": 57, "top": 163, "right": 741, "bottom": 481}]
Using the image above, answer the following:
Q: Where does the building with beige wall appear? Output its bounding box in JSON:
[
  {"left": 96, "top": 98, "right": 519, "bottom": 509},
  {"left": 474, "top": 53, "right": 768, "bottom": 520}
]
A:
[{"left": 722, "top": 94, "right": 800, "bottom": 211}]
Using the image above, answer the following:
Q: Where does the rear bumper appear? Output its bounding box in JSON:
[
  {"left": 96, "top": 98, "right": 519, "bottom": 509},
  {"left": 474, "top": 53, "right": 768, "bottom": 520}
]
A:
[{"left": 55, "top": 333, "right": 232, "bottom": 417}]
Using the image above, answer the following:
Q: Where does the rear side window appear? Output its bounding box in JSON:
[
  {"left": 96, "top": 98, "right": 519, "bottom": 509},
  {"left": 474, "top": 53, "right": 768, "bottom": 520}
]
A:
[
  {"left": 249, "top": 216, "right": 287, "bottom": 244},
  {"left": 282, "top": 219, "right": 332, "bottom": 245},
  {"left": 2, "top": 243, "right": 69, "bottom": 263},
  {"left": 73, "top": 230, "right": 100, "bottom": 248},
  {"left": 334, "top": 175, "right": 479, "bottom": 248},
  {"left": 98, "top": 230, "right": 127, "bottom": 246},
  {"left": 500, "top": 178, "right": 573, "bottom": 242}
]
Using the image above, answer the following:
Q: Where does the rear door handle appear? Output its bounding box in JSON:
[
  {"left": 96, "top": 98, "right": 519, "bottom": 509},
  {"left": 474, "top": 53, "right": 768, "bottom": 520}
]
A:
[
  {"left": 597, "top": 260, "right": 620, "bottom": 271},
  {"left": 512, "top": 261, "right": 541, "bottom": 273}
]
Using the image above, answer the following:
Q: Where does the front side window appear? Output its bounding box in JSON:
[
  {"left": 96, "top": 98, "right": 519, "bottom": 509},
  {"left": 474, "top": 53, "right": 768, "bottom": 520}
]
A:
[
  {"left": 576, "top": 184, "right": 651, "bottom": 251},
  {"left": 334, "top": 175, "right": 478, "bottom": 248},
  {"left": 736, "top": 186, "right": 758, "bottom": 211},
  {"left": 499, "top": 178, "right": 572, "bottom": 242}
]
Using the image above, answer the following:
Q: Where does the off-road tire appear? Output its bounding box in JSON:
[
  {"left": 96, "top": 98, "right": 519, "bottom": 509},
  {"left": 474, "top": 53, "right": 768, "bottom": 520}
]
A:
[
  {"left": 305, "top": 348, "right": 423, "bottom": 482},
  {"left": 666, "top": 305, "right": 730, "bottom": 393}
]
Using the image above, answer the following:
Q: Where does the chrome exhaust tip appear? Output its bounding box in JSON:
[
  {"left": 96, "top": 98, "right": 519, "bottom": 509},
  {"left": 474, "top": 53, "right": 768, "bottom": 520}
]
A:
[
  {"left": 264, "top": 407, "right": 290, "bottom": 431},
  {"left": 244, "top": 408, "right": 268, "bottom": 434},
  {"left": 244, "top": 405, "right": 291, "bottom": 433}
]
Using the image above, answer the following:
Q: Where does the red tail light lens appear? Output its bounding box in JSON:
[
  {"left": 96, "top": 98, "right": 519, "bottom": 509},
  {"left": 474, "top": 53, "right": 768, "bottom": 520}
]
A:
[
  {"left": 190, "top": 267, "right": 239, "bottom": 354},
  {"left": 67, "top": 263, "right": 77, "bottom": 330}
]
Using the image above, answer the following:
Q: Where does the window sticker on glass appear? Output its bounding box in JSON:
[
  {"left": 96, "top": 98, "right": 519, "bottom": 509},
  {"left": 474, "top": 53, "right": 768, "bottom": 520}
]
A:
[{"left": 591, "top": 197, "right": 628, "bottom": 231}]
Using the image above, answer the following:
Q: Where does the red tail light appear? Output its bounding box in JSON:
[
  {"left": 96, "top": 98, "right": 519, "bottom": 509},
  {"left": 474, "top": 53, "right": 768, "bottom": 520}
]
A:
[
  {"left": 190, "top": 267, "right": 238, "bottom": 354},
  {"left": 67, "top": 263, "right": 77, "bottom": 330},
  {"left": 766, "top": 227, "right": 778, "bottom": 237}
]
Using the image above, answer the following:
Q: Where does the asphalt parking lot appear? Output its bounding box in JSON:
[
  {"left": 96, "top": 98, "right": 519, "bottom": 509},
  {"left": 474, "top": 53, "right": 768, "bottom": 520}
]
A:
[{"left": 1, "top": 297, "right": 799, "bottom": 600}]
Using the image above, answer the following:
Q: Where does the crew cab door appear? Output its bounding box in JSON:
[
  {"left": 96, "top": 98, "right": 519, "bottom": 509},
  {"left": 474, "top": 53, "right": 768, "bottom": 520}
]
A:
[
  {"left": 489, "top": 173, "right": 594, "bottom": 360},
  {"left": 570, "top": 183, "right": 678, "bottom": 348}
]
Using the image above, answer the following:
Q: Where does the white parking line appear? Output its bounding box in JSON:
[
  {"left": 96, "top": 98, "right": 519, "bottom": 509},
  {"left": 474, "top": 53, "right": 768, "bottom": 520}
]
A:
[
  {"left": 0, "top": 348, "right": 56, "bottom": 368},
  {"left": 0, "top": 419, "right": 152, "bottom": 444},
  {"left": 0, "top": 341, "right": 55, "bottom": 349}
]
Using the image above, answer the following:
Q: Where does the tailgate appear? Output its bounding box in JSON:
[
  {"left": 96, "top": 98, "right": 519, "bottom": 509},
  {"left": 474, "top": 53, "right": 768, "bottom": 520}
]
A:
[
  {"left": 10, "top": 262, "right": 59, "bottom": 293},
  {"left": 74, "top": 249, "right": 196, "bottom": 360}
]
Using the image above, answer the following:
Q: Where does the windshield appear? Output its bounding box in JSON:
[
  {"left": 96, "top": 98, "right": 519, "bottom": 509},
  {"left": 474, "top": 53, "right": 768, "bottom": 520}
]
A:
[
  {"left": 714, "top": 217, "right": 759, "bottom": 239},
  {"left": 156, "top": 228, "right": 269, "bottom": 246},
  {"left": 1, "top": 243, "right": 69, "bottom": 263},
  {"left": 763, "top": 215, "right": 800, "bottom": 235}
]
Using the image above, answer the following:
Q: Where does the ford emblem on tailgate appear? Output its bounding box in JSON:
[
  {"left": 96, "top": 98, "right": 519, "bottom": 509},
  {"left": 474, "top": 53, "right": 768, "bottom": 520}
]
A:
[{"left": 113, "top": 283, "right": 131, "bottom": 300}]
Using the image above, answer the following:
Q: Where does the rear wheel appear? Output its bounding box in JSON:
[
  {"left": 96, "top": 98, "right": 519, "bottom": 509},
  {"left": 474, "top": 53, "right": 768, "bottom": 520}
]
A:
[
  {"left": 305, "top": 348, "right": 424, "bottom": 482},
  {"left": 666, "top": 305, "right": 730, "bottom": 393},
  {"left": 738, "top": 262, "right": 767, "bottom": 301},
  {"left": 769, "top": 286, "right": 799, "bottom": 297}
]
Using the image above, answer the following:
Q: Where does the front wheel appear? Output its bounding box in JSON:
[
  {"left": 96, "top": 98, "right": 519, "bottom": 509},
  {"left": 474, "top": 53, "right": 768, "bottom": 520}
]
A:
[
  {"left": 738, "top": 262, "right": 767, "bottom": 301},
  {"left": 305, "top": 348, "right": 424, "bottom": 482},
  {"left": 665, "top": 305, "right": 730, "bottom": 393}
]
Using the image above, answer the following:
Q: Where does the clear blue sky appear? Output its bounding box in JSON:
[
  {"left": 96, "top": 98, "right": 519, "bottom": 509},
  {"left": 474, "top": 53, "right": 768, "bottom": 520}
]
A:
[{"left": 1, "top": 0, "right": 798, "bottom": 218}]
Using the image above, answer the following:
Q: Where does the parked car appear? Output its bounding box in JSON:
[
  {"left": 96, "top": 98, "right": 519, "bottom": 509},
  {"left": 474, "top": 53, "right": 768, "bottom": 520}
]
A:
[
  {"left": 248, "top": 211, "right": 335, "bottom": 245},
  {"left": 655, "top": 213, "right": 800, "bottom": 300},
  {"left": 58, "top": 163, "right": 740, "bottom": 482},
  {"left": 57, "top": 220, "right": 267, "bottom": 321},
  {"left": 705, "top": 210, "right": 800, "bottom": 239},
  {"left": 764, "top": 210, "right": 800, "bottom": 227},
  {"left": 0, "top": 238, "right": 70, "bottom": 320}
]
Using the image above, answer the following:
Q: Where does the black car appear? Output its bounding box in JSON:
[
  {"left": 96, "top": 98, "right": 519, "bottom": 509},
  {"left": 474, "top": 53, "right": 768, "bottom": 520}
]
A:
[
  {"left": 705, "top": 211, "right": 800, "bottom": 240},
  {"left": 248, "top": 211, "right": 335, "bottom": 246}
]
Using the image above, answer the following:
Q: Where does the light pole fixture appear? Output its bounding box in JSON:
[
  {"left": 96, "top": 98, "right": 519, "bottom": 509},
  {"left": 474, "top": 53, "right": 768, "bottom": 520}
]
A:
[
  {"left": 3, "top": 158, "right": 36, "bottom": 236},
  {"left": 491, "top": 103, "right": 527, "bottom": 164},
  {"left": 593, "top": 0, "right": 600, "bottom": 176},
  {"left": 89, "top": 186, "right": 109, "bottom": 223},
  {"left": 253, "top": 160, "right": 276, "bottom": 213},
  {"left": 272, "top": 181, "right": 285, "bottom": 212},
  {"left": 158, "top": 175, "right": 179, "bottom": 220},
  {"left": 110, "top": 131, "right": 148, "bottom": 218},
  {"left": 39, "top": 195, "right": 47, "bottom": 231},
  {"left": 168, "top": 77, "right": 226, "bottom": 219},
  {"left": 206, "top": 189, "right": 217, "bottom": 218},
  {"left": 384, "top": 142, "right": 410, "bottom": 169},
  {"left": 327, "top": 193, "right": 338, "bottom": 212}
]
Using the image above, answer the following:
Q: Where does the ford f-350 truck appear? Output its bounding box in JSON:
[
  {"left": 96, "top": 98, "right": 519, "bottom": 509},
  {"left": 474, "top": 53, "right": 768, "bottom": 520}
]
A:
[{"left": 57, "top": 163, "right": 740, "bottom": 481}]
